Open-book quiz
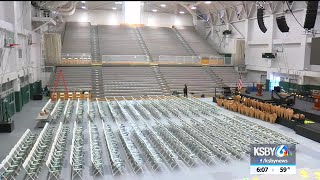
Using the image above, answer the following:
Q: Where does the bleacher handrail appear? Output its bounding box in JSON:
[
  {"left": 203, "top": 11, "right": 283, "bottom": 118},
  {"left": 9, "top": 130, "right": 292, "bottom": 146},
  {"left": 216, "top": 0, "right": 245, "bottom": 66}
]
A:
[
  {"left": 157, "top": 55, "right": 201, "bottom": 64},
  {"left": 101, "top": 55, "right": 150, "bottom": 62}
]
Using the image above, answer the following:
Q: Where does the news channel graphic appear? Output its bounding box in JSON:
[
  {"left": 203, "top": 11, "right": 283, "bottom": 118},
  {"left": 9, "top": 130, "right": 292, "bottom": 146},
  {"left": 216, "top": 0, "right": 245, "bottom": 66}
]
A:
[{"left": 250, "top": 144, "right": 296, "bottom": 175}]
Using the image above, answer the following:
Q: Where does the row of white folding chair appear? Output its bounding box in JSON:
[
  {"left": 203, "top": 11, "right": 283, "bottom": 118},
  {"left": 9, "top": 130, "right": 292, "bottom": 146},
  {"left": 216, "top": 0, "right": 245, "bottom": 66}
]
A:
[
  {"left": 64, "top": 99, "right": 74, "bottom": 123},
  {"left": 169, "top": 96, "right": 208, "bottom": 117},
  {"left": 190, "top": 118, "right": 248, "bottom": 158},
  {"left": 159, "top": 97, "right": 248, "bottom": 158},
  {"left": 113, "top": 98, "right": 132, "bottom": 122},
  {"left": 149, "top": 100, "right": 172, "bottom": 119},
  {"left": 88, "top": 121, "right": 103, "bottom": 177},
  {"left": 201, "top": 116, "right": 256, "bottom": 154},
  {"left": 183, "top": 96, "right": 220, "bottom": 114},
  {"left": 166, "top": 120, "right": 216, "bottom": 165},
  {"left": 70, "top": 121, "right": 84, "bottom": 180},
  {"left": 130, "top": 97, "right": 180, "bottom": 169},
  {"left": 50, "top": 99, "right": 64, "bottom": 124},
  {"left": 140, "top": 123, "right": 179, "bottom": 170},
  {"left": 130, "top": 122, "right": 165, "bottom": 172},
  {"left": 96, "top": 99, "right": 106, "bottom": 119},
  {"left": 46, "top": 101, "right": 56, "bottom": 113},
  {"left": 117, "top": 124, "right": 144, "bottom": 174},
  {"left": 105, "top": 99, "right": 119, "bottom": 122},
  {"left": 76, "top": 99, "right": 84, "bottom": 123},
  {"left": 231, "top": 114, "right": 298, "bottom": 145},
  {"left": 87, "top": 99, "right": 95, "bottom": 121},
  {"left": 178, "top": 97, "right": 280, "bottom": 147},
  {"left": 22, "top": 123, "right": 54, "bottom": 180},
  {"left": 212, "top": 112, "right": 280, "bottom": 145},
  {"left": 46, "top": 122, "right": 70, "bottom": 180},
  {"left": 179, "top": 119, "right": 234, "bottom": 161},
  {"left": 176, "top": 96, "right": 215, "bottom": 116},
  {"left": 0, "top": 129, "right": 37, "bottom": 180},
  {"left": 139, "top": 99, "right": 162, "bottom": 120},
  {"left": 166, "top": 97, "right": 246, "bottom": 159},
  {"left": 157, "top": 97, "right": 190, "bottom": 117},
  {"left": 153, "top": 120, "right": 197, "bottom": 167},
  {"left": 131, "top": 98, "right": 152, "bottom": 120},
  {"left": 102, "top": 122, "right": 125, "bottom": 175},
  {"left": 177, "top": 97, "right": 273, "bottom": 148},
  {"left": 154, "top": 97, "right": 184, "bottom": 118}
]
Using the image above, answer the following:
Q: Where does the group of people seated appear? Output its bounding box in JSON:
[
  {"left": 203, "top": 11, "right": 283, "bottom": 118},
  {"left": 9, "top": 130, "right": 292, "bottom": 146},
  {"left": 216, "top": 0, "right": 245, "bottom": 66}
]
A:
[{"left": 217, "top": 95, "right": 305, "bottom": 123}]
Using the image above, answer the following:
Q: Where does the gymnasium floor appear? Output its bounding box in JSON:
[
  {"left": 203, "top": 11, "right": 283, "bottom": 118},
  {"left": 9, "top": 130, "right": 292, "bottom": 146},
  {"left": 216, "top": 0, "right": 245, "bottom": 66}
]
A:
[{"left": 0, "top": 98, "right": 319, "bottom": 180}]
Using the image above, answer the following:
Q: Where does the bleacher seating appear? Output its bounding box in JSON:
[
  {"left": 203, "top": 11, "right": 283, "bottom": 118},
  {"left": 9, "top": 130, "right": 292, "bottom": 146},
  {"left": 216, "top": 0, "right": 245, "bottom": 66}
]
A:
[
  {"left": 102, "top": 66, "right": 164, "bottom": 97},
  {"left": 139, "top": 26, "right": 190, "bottom": 60},
  {"left": 62, "top": 22, "right": 91, "bottom": 54},
  {"left": 159, "top": 66, "right": 221, "bottom": 96},
  {"left": 50, "top": 67, "right": 92, "bottom": 92},
  {"left": 174, "top": 26, "right": 219, "bottom": 57},
  {"left": 210, "top": 66, "right": 249, "bottom": 87},
  {"left": 98, "top": 25, "right": 144, "bottom": 56}
]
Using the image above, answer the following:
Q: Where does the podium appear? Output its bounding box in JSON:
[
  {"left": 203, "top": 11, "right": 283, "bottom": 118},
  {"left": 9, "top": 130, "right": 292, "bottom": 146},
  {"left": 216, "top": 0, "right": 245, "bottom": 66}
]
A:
[
  {"left": 256, "top": 83, "right": 264, "bottom": 96},
  {"left": 313, "top": 94, "right": 320, "bottom": 111}
]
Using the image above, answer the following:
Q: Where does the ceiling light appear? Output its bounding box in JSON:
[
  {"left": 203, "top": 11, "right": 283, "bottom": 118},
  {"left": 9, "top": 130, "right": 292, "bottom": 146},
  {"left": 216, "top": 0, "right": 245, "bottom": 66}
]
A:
[
  {"left": 179, "top": 11, "right": 185, "bottom": 14},
  {"left": 115, "top": 1, "right": 122, "bottom": 4},
  {"left": 160, "top": 4, "right": 166, "bottom": 7},
  {"left": 152, "top": 9, "right": 157, "bottom": 12},
  {"left": 112, "top": 7, "right": 117, "bottom": 10},
  {"left": 205, "top": 1, "right": 211, "bottom": 4},
  {"left": 191, "top": 6, "right": 196, "bottom": 10},
  {"left": 81, "top": 6, "right": 87, "bottom": 9},
  {"left": 81, "top": 1, "right": 86, "bottom": 3}
]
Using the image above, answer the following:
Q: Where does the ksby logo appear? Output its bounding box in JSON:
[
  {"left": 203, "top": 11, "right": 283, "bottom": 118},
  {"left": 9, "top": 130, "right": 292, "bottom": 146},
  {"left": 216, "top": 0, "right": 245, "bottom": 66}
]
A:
[
  {"left": 253, "top": 145, "right": 293, "bottom": 157},
  {"left": 275, "top": 145, "right": 292, "bottom": 157}
]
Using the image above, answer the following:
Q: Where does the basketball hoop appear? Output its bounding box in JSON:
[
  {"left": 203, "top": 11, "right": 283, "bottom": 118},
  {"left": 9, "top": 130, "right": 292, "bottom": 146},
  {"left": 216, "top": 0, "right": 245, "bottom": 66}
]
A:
[{"left": 8, "top": 43, "right": 20, "bottom": 48}]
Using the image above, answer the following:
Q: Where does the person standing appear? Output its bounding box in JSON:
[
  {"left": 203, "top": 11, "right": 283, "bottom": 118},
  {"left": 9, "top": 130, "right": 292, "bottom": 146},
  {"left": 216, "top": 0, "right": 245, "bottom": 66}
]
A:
[{"left": 183, "top": 84, "right": 188, "bottom": 97}]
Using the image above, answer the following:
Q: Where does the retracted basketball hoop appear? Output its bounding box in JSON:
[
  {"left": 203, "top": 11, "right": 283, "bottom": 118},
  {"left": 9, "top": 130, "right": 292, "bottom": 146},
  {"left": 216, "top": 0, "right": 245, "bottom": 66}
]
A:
[{"left": 8, "top": 43, "right": 20, "bottom": 48}]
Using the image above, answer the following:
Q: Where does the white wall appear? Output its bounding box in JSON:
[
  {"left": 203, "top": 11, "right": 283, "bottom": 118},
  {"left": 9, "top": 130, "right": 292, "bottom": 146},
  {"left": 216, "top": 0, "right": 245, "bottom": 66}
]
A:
[
  {"left": 201, "top": 1, "right": 320, "bottom": 84},
  {"left": 0, "top": 1, "right": 42, "bottom": 94},
  {"left": 65, "top": 9, "right": 193, "bottom": 27}
]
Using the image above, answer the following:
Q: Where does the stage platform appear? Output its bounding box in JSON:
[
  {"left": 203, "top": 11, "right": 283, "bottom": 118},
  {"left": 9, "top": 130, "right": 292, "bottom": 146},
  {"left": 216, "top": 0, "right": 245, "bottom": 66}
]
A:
[
  {"left": 295, "top": 123, "right": 320, "bottom": 143},
  {"left": 240, "top": 91, "right": 320, "bottom": 123}
]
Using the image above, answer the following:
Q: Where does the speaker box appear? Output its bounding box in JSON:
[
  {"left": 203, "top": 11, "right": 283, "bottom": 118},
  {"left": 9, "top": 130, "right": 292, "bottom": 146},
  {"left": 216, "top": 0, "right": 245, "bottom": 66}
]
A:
[
  {"left": 304, "top": 1, "right": 319, "bottom": 30},
  {"left": 257, "top": 8, "right": 267, "bottom": 33},
  {"left": 276, "top": 15, "right": 290, "bottom": 32}
]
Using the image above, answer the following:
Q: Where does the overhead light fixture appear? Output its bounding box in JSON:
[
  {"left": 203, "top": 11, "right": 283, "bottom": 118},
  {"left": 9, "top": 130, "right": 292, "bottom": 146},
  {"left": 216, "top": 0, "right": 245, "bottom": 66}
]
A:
[
  {"left": 179, "top": 11, "right": 185, "bottom": 14},
  {"left": 115, "top": 1, "right": 122, "bottom": 4},
  {"left": 81, "top": 6, "right": 87, "bottom": 9},
  {"left": 191, "top": 6, "right": 196, "bottom": 10},
  {"left": 160, "top": 4, "right": 166, "bottom": 7},
  {"left": 112, "top": 7, "right": 117, "bottom": 10},
  {"left": 152, "top": 9, "right": 157, "bottom": 12},
  {"left": 81, "top": 1, "right": 86, "bottom": 3},
  {"left": 205, "top": 1, "right": 211, "bottom": 4}
]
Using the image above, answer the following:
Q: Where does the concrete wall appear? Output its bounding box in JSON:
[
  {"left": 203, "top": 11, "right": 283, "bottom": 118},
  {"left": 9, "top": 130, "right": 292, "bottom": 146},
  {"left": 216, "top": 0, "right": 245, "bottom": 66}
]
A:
[{"left": 65, "top": 9, "right": 193, "bottom": 27}]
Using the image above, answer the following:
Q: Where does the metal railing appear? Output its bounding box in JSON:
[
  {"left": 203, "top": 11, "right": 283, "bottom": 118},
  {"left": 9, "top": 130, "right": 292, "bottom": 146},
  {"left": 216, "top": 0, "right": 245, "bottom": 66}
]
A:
[
  {"left": 61, "top": 53, "right": 92, "bottom": 60},
  {"left": 101, "top": 55, "right": 150, "bottom": 63},
  {"left": 156, "top": 55, "right": 201, "bottom": 64},
  {"left": 208, "top": 56, "right": 231, "bottom": 65}
]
